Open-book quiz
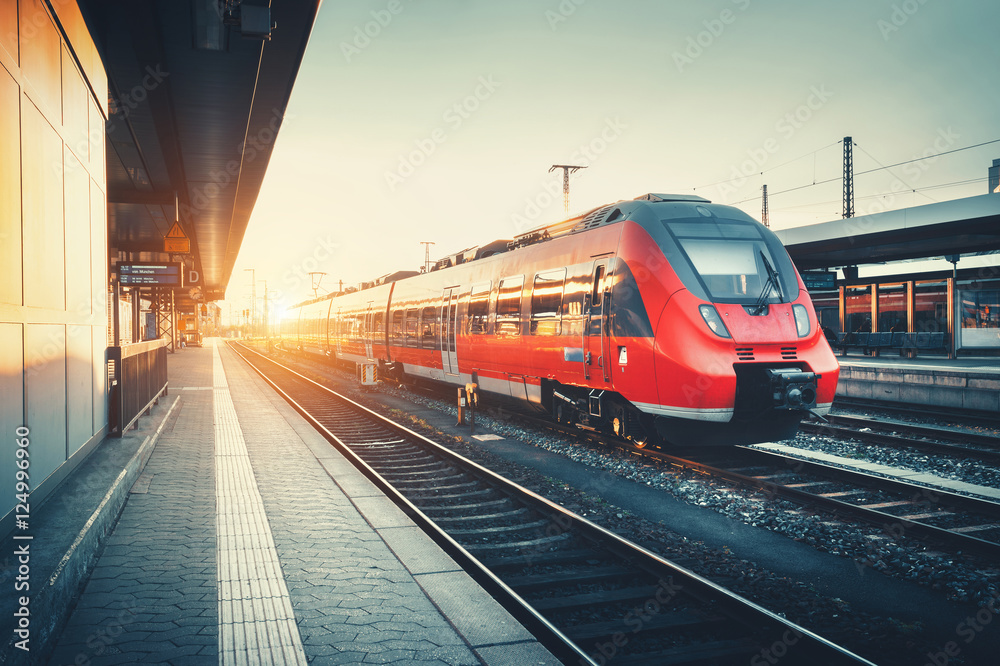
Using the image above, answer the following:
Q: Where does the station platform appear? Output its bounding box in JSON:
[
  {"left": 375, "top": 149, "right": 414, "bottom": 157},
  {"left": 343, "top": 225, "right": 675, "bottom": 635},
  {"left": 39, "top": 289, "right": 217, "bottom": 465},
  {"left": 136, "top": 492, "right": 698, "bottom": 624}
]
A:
[
  {"left": 835, "top": 354, "right": 1000, "bottom": 413},
  {"left": 1, "top": 340, "right": 555, "bottom": 665}
]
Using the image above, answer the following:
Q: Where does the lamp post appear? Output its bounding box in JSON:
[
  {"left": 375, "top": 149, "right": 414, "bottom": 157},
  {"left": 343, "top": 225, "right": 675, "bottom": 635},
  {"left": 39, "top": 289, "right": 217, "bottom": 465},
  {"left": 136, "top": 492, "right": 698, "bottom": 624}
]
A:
[{"left": 244, "top": 268, "right": 255, "bottom": 338}]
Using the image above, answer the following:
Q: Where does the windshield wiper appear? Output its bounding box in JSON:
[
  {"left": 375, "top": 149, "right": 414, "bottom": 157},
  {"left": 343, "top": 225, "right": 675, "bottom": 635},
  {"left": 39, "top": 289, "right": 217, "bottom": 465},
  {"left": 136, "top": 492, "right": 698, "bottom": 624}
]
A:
[{"left": 751, "top": 251, "right": 783, "bottom": 315}]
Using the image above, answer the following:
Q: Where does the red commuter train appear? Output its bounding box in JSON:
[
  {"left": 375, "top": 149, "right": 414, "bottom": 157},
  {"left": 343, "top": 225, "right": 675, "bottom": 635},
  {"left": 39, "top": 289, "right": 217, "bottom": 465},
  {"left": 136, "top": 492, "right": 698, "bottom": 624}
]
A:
[{"left": 280, "top": 193, "right": 839, "bottom": 447}]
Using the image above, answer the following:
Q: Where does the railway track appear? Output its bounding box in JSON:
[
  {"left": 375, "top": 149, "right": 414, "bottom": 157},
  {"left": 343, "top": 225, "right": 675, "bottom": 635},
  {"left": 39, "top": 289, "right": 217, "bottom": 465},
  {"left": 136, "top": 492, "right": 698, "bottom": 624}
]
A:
[
  {"left": 229, "top": 341, "right": 872, "bottom": 665},
  {"left": 801, "top": 414, "right": 1000, "bottom": 465},
  {"left": 833, "top": 397, "right": 1000, "bottom": 429}
]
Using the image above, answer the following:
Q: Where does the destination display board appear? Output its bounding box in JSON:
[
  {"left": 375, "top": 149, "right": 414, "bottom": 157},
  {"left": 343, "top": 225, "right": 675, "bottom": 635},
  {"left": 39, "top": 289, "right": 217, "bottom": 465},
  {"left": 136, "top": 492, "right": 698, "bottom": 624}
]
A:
[
  {"left": 802, "top": 271, "right": 837, "bottom": 291},
  {"left": 118, "top": 262, "right": 182, "bottom": 286}
]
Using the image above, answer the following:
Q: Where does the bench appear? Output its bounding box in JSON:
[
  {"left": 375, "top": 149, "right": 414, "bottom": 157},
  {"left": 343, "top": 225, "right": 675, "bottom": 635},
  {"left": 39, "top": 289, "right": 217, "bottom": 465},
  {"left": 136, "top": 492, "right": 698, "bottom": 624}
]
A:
[{"left": 834, "top": 331, "right": 947, "bottom": 356}]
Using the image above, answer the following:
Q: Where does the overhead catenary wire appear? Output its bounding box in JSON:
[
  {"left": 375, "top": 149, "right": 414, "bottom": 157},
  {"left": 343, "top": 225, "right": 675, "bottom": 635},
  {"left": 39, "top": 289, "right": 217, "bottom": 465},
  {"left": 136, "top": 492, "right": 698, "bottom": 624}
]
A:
[
  {"left": 692, "top": 141, "right": 842, "bottom": 191},
  {"left": 727, "top": 138, "right": 1000, "bottom": 205}
]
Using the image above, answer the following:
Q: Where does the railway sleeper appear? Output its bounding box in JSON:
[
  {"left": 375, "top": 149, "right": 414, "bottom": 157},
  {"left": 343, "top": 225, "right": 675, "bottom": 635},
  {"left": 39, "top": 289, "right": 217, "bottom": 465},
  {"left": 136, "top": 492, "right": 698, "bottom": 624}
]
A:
[
  {"left": 404, "top": 480, "right": 479, "bottom": 494},
  {"left": 503, "top": 565, "right": 634, "bottom": 592},
  {"left": 419, "top": 498, "right": 512, "bottom": 513},
  {"left": 477, "top": 548, "right": 606, "bottom": 572},
  {"left": 606, "top": 638, "right": 761, "bottom": 666},
  {"left": 432, "top": 508, "right": 529, "bottom": 524},
  {"left": 447, "top": 519, "right": 551, "bottom": 537},
  {"left": 564, "top": 611, "right": 726, "bottom": 644},
  {"left": 529, "top": 584, "right": 678, "bottom": 613},
  {"left": 376, "top": 462, "right": 455, "bottom": 475},
  {"left": 351, "top": 449, "right": 428, "bottom": 460},
  {"left": 463, "top": 533, "right": 572, "bottom": 552},
  {"left": 383, "top": 473, "right": 468, "bottom": 487},
  {"left": 407, "top": 488, "right": 497, "bottom": 502}
]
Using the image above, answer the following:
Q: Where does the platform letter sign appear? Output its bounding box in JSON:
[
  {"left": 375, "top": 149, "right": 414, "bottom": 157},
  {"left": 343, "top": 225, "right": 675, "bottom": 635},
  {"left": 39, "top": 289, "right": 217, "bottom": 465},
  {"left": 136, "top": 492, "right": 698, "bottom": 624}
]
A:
[
  {"left": 118, "top": 262, "right": 182, "bottom": 286},
  {"left": 164, "top": 222, "right": 191, "bottom": 253}
]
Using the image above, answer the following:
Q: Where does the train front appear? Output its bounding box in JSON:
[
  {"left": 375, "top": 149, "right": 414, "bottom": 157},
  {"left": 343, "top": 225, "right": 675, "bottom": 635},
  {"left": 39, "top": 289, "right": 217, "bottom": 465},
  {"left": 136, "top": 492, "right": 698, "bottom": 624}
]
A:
[{"left": 624, "top": 199, "right": 839, "bottom": 446}]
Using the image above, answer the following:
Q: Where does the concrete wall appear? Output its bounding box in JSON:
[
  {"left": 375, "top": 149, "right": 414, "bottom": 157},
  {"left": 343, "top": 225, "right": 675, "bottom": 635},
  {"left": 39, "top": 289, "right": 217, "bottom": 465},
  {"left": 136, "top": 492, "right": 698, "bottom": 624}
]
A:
[
  {"left": 837, "top": 365, "right": 1000, "bottom": 412},
  {"left": 1, "top": 0, "right": 109, "bottom": 528}
]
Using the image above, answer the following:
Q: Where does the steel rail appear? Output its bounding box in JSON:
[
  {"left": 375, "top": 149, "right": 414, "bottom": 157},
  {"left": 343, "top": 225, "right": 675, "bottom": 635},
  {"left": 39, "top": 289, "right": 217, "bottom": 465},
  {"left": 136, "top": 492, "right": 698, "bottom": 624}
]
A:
[
  {"left": 229, "top": 341, "right": 874, "bottom": 666},
  {"left": 833, "top": 397, "right": 1000, "bottom": 428},
  {"left": 801, "top": 416, "right": 1000, "bottom": 465}
]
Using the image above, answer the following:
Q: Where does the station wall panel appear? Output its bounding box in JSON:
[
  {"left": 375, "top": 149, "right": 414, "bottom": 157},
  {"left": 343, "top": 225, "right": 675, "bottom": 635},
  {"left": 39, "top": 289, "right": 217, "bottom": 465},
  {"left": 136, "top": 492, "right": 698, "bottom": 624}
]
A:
[
  {"left": 66, "top": 324, "right": 93, "bottom": 455},
  {"left": 24, "top": 323, "right": 67, "bottom": 485},
  {"left": 91, "top": 177, "right": 106, "bottom": 316},
  {"left": 21, "top": 95, "right": 65, "bottom": 310},
  {"left": 62, "top": 44, "right": 90, "bottom": 163},
  {"left": 19, "top": 0, "right": 61, "bottom": 120},
  {"left": 0, "top": 63, "right": 20, "bottom": 305},
  {"left": 65, "top": 147, "right": 91, "bottom": 315},
  {"left": 89, "top": 97, "right": 104, "bottom": 174},
  {"left": 1, "top": 0, "right": 109, "bottom": 531},
  {"left": 0, "top": 323, "right": 24, "bottom": 518},
  {"left": 0, "top": 0, "right": 18, "bottom": 63},
  {"left": 92, "top": 323, "right": 107, "bottom": 430}
]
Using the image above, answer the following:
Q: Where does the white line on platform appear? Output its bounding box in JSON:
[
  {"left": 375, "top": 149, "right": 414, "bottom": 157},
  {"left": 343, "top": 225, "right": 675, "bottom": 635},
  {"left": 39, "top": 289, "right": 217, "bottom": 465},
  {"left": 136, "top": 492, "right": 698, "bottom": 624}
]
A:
[{"left": 213, "top": 343, "right": 307, "bottom": 666}]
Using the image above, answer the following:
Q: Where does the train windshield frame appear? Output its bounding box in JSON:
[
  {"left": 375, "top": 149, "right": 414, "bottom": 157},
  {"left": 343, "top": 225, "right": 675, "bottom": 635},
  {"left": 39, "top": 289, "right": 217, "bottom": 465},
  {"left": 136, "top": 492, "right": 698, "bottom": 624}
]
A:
[{"left": 659, "top": 217, "right": 800, "bottom": 305}]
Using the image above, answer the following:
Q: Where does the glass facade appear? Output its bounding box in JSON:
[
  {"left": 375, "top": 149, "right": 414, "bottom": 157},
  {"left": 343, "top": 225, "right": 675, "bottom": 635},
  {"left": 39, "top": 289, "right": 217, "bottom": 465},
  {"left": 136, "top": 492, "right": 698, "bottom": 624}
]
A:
[
  {"left": 959, "top": 279, "right": 1000, "bottom": 348},
  {"left": 914, "top": 281, "right": 947, "bottom": 335},
  {"left": 877, "top": 284, "right": 907, "bottom": 333},
  {"left": 845, "top": 286, "right": 872, "bottom": 333}
]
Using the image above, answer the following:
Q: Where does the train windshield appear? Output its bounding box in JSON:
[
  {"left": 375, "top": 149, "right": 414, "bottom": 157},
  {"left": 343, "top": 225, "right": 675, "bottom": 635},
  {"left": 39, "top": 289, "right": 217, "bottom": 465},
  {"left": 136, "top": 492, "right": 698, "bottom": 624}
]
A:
[{"left": 661, "top": 218, "right": 799, "bottom": 304}]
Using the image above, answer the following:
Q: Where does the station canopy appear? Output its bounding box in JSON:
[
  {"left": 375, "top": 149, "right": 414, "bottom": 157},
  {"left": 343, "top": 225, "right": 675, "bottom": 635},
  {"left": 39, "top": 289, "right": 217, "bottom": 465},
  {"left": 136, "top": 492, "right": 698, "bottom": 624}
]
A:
[
  {"left": 776, "top": 194, "right": 1000, "bottom": 272},
  {"left": 79, "top": 0, "right": 321, "bottom": 303}
]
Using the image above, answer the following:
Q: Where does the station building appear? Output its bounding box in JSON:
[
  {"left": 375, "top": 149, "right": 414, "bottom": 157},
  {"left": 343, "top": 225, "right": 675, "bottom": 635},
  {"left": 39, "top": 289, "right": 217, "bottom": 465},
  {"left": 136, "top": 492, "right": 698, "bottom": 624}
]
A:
[{"left": 778, "top": 192, "right": 1000, "bottom": 357}]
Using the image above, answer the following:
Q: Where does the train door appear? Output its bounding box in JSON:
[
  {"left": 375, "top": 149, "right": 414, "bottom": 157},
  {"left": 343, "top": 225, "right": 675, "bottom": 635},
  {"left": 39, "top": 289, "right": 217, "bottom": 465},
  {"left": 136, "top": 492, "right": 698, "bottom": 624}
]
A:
[
  {"left": 440, "top": 287, "right": 460, "bottom": 376},
  {"left": 584, "top": 259, "right": 611, "bottom": 382},
  {"left": 364, "top": 303, "right": 374, "bottom": 359}
]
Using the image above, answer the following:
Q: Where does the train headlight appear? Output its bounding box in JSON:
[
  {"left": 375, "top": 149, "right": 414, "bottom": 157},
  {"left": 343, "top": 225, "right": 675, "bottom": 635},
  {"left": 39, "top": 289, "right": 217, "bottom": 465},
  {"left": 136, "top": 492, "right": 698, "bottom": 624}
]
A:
[
  {"left": 792, "top": 304, "right": 811, "bottom": 338},
  {"left": 699, "top": 305, "right": 731, "bottom": 338}
]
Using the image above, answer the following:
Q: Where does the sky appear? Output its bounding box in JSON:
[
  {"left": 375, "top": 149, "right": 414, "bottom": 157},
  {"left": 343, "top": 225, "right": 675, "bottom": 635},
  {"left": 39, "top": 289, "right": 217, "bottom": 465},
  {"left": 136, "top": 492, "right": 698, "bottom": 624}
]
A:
[{"left": 224, "top": 0, "right": 1000, "bottom": 322}]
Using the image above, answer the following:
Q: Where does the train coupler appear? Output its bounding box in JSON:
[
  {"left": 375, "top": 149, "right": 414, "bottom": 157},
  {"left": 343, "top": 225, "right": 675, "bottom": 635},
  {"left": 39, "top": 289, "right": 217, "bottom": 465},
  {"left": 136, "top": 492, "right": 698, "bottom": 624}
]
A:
[{"left": 766, "top": 368, "right": 819, "bottom": 411}]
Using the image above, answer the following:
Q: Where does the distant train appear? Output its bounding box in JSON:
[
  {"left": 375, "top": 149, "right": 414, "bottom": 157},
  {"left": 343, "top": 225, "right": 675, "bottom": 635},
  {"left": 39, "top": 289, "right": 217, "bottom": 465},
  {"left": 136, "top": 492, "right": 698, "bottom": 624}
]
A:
[{"left": 280, "top": 193, "right": 839, "bottom": 447}]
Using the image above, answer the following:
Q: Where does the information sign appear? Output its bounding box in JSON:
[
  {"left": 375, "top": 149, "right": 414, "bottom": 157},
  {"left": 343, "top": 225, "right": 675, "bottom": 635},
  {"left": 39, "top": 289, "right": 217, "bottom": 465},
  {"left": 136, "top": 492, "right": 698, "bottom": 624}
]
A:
[
  {"left": 118, "top": 262, "right": 182, "bottom": 286},
  {"left": 802, "top": 271, "right": 836, "bottom": 291}
]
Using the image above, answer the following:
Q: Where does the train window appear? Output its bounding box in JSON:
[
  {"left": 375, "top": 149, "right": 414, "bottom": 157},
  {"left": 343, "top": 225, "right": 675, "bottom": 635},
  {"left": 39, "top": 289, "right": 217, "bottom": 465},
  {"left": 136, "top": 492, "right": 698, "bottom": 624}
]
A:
[
  {"left": 373, "top": 312, "right": 384, "bottom": 335},
  {"left": 405, "top": 309, "right": 418, "bottom": 347},
  {"left": 497, "top": 276, "right": 523, "bottom": 336},
  {"left": 468, "top": 283, "right": 491, "bottom": 334},
  {"left": 591, "top": 265, "right": 606, "bottom": 308},
  {"left": 390, "top": 310, "right": 403, "bottom": 345},
  {"left": 531, "top": 269, "right": 565, "bottom": 335},
  {"left": 661, "top": 217, "right": 799, "bottom": 304},
  {"left": 420, "top": 306, "right": 437, "bottom": 349}
]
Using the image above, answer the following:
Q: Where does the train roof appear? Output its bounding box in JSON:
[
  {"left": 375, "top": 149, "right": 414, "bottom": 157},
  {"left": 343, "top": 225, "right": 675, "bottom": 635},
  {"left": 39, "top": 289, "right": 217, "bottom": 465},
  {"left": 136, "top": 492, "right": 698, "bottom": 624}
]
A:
[{"left": 289, "top": 193, "right": 751, "bottom": 310}]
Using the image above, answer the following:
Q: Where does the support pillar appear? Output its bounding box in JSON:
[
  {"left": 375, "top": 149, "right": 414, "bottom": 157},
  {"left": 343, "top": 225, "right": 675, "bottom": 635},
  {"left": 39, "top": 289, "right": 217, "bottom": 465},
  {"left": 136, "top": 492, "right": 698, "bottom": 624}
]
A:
[{"left": 947, "top": 277, "right": 956, "bottom": 359}]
